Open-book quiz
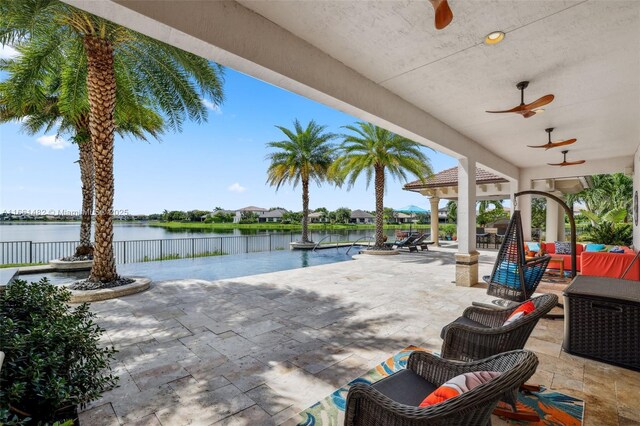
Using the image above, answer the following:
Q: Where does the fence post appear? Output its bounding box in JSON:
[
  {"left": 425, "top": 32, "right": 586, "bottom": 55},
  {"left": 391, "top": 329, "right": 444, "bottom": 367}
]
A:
[
  {"left": 123, "top": 241, "right": 127, "bottom": 264},
  {"left": 29, "top": 241, "right": 33, "bottom": 264},
  {"left": 192, "top": 238, "right": 195, "bottom": 258},
  {"left": 269, "top": 234, "right": 272, "bottom": 251},
  {"left": 160, "top": 240, "right": 163, "bottom": 259},
  {"left": 245, "top": 236, "right": 249, "bottom": 253}
]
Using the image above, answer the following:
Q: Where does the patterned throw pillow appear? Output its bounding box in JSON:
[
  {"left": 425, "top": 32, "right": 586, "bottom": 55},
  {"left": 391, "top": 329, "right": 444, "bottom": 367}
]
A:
[
  {"left": 503, "top": 300, "right": 535, "bottom": 326},
  {"left": 555, "top": 241, "right": 572, "bottom": 254},
  {"left": 419, "top": 371, "right": 502, "bottom": 407}
]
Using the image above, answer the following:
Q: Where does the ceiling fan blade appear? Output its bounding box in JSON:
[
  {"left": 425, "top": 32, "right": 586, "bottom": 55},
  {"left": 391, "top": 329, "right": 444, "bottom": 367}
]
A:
[
  {"left": 522, "top": 110, "right": 537, "bottom": 118},
  {"left": 548, "top": 160, "right": 586, "bottom": 167},
  {"left": 545, "top": 139, "right": 577, "bottom": 150},
  {"left": 485, "top": 104, "right": 527, "bottom": 114},
  {"left": 527, "top": 143, "right": 553, "bottom": 149},
  {"left": 525, "top": 94, "right": 555, "bottom": 110},
  {"left": 430, "top": 0, "right": 453, "bottom": 30}
]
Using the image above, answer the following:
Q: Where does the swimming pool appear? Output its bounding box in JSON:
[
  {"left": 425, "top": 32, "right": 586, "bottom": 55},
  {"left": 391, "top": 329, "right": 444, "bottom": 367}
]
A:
[{"left": 17, "top": 248, "right": 358, "bottom": 285}]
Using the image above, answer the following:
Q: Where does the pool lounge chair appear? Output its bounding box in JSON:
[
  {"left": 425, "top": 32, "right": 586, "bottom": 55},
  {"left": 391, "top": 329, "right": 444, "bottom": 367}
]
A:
[
  {"left": 408, "top": 233, "right": 434, "bottom": 252},
  {"left": 385, "top": 233, "right": 420, "bottom": 249}
]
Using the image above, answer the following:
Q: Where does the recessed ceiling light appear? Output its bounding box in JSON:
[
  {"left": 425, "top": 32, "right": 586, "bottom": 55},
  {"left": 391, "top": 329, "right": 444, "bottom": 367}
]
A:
[
  {"left": 485, "top": 31, "right": 505, "bottom": 45},
  {"left": 532, "top": 108, "right": 545, "bottom": 114}
]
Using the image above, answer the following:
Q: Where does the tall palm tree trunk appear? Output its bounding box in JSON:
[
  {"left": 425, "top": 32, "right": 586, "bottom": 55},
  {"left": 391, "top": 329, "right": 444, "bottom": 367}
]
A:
[
  {"left": 302, "top": 178, "right": 310, "bottom": 243},
  {"left": 374, "top": 164, "right": 385, "bottom": 247},
  {"left": 75, "top": 115, "right": 94, "bottom": 256},
  {"left": 84, "top": 35, "right": 117, "bottom": 282}
]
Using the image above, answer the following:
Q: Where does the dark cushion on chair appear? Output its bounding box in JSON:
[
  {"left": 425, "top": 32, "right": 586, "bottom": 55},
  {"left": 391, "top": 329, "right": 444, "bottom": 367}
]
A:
[
  {"left": 371, "top": 369, "right": 437, "bottom": 406},
  {"left": 440, "top": 316, "right": 490, "bottom": 339}
]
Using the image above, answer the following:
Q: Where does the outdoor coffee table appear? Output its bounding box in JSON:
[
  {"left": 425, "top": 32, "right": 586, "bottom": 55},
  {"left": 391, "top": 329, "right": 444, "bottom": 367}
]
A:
[{"left": 547, "top": 256, "right": 564, "bottom": 276}]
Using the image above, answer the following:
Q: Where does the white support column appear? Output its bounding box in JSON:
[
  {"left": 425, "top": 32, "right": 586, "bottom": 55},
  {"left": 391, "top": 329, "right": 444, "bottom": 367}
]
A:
[
  {"left": 429, "top": 197, "right": 440, "bottom": 247},
  {"left": 517, "top": 180, "right": 533, "bottom": 241},
  {"left": 455, "top": 158, "right": 479, "bottom": 286},
  {"left": 545, "top": 197, "right": 559, "bottom": 242},
  {"left": 557, "top": 197, "right": 566, "bottom": 242}
]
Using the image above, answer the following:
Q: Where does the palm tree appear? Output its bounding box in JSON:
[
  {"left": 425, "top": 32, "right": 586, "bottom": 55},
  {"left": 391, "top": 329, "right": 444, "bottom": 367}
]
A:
[
  {"left": 266, "top": 120, "right": 337, "bottom": 243},
  {"left": 332, "top": 122, "right": 433, "bottom": 248},
  {"left": 0, "top": 57, "right": 163, "bottom": 256},
  {"left": 1, "top": 0, "right": 224, "bottom": 284}
]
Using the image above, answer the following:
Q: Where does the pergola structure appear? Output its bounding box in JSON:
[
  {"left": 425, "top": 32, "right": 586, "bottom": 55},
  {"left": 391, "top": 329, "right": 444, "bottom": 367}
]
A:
[
  {"left": 404, "top": 167, "right": 593, "bottom": 246},
  {"left": 66, "top": 0, "right": 640, "bottom": 286}
]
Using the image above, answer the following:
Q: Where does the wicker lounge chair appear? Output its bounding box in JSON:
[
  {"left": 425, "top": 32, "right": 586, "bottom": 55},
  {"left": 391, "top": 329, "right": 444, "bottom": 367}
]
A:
[
  {"left": 440, "top": 293, "right": 558, "bottom": 362},
  {"left": 344, "top": 350, "right": 538, "bottom": 426}
]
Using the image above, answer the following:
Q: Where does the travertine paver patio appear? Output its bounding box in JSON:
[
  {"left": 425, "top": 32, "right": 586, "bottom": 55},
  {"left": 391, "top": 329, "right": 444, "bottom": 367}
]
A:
[{"left": 78, "top": 247, "right": 640, "bottom": 426}]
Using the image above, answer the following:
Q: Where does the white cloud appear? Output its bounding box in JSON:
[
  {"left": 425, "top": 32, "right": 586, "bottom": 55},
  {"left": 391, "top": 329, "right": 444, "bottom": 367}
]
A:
[
  {"left": 228, "top": 182, "right": 247, "bottom": 193},
  {"left": 36, "top": 135, "right": 71, "bottom": 150},
  {"left": 0, "top": 44, "right": 19, "bottom": 60},
  {"left": 201, "top": 98, "right": 222, "bottom": 114}
]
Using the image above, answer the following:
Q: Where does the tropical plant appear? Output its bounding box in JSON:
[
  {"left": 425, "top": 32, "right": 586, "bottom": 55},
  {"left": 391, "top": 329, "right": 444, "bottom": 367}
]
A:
[
  {"left": 584, "top": 222, "right": 632, "bottom": 246},
  {"left": 1, "top": 0, "right": 224, "bottom": 284},
  {"left": 332, "top": 122, "right": 433, "bottom": 248},
  {"left": 333, "top": 207, "right": 352, "bottom": 224},
  {"left": 566, "top": 173, "right": 633, "bottom": 225},
  {"left": 0, "top": 53, "right": 163, "bottom": 257},
  {"left": 445, "top": 200, "right": 457, "bottom": 223},
  {"left": 531, "top": 197, "right": 546, "bottom": 230},
  {"left": 383, "top": 207, "right": 396, "bottom": 223},
  {"left": 266, "top": 119, "right": 337, "bottom": 243},
  {"left": 0, "top": 279, "right": 117, "bottom": 424}
]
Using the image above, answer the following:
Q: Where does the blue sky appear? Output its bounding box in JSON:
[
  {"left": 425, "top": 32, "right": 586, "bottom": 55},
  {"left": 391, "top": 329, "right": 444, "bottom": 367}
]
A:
[{"left": 1, "top": 60, "right": 457, "bottom": 215}]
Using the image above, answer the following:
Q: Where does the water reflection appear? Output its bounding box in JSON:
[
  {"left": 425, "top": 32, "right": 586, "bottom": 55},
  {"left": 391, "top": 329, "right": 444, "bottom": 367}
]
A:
[{"left": 301, "top": 251, "right": 309, "bottom": 268}]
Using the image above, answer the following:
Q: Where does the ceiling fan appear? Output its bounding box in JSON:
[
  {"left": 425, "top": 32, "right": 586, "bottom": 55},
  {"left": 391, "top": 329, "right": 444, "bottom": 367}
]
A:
[
  {"left": 429, "top": 0, "right": 453, "bottom": 30},
  {"left": 528, "top": 128, "right": 577, "bottom": 150},
  {"left": 486, "top": 81, "right": 554, "bottom": 118},
  {"left": 548, "top": 150, "right": 586, "bottom": 167}
]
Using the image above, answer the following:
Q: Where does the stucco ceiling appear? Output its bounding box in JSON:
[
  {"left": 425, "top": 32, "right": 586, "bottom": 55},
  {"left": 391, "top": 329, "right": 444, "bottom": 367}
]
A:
[{"left": 238, "top": 0, "right": 640, "bottom": 169}]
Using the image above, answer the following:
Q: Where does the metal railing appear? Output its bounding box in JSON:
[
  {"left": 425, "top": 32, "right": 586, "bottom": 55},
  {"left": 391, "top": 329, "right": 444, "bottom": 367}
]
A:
[{"left": 1, "top": 233, "right": 306, "bottom": 265}]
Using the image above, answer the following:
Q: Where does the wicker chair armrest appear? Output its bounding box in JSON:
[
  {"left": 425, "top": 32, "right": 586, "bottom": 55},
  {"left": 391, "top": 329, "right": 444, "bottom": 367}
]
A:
[
  {"left": 344, "top": 382, "right": 431, "bottom": 425},
  {"left": 462, "top": 305, "right": 513, "bottom": 327}
]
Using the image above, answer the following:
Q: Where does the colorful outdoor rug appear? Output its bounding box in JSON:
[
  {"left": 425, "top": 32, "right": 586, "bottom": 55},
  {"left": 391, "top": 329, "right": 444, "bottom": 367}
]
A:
[
  {"left": 541, "top": 271, "right": 572, "bottom": 285},
  {"left": 291, "top": 346, "right": 584, "bottom": 426}
]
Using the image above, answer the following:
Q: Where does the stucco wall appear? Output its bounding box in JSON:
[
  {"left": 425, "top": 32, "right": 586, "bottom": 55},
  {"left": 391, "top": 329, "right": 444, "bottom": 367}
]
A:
[{"left": 633, "top": 146, "right": 640, "bottom": 250}]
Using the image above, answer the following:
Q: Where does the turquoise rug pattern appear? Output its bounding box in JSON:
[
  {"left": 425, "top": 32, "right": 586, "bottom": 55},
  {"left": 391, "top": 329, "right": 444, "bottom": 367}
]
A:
[{"left": 291, "top": 346, "right": 584, "bottom": 426}]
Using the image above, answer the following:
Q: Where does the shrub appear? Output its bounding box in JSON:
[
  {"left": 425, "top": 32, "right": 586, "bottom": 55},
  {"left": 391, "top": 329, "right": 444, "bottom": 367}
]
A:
[
  {"left": 0, "top": 279, "right": 118, "bottom": 424},
  {"left": 584, "top": 222, "right": 632, "bottom": 246}
]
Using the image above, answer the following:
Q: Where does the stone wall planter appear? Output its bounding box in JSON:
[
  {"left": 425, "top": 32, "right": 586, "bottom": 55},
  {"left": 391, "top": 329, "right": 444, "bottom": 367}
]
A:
[
  {"left": 290, "top": 242, "right": 317, "bottom": 250},
  {"left": 67, "top": 277, "right": 151, "bottom": 303},
  {"left": 49, "top": 258, "right": 94, "bottom": 271}
]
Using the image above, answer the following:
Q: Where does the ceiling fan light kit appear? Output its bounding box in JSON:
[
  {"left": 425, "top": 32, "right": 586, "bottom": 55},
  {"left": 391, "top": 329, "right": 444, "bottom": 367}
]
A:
[
  {"left": 548, "top": 150, "right": 586, "bottom": 167},
  {"left": 527, "top": 128, "right": 577, "bottom": 150},
  {"left": 486, "top": 81, "right": 554, "bottom": 118}
]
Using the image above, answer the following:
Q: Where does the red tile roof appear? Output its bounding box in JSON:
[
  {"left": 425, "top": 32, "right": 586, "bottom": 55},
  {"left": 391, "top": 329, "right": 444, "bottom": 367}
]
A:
[{"left": 404, "top": 167, "right": 508, "bottom": 190}]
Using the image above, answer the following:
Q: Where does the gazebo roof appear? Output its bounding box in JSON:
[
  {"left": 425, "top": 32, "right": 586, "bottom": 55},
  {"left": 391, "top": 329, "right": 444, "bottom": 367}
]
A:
[{"left": 404, "top": 167, "right": 508, "bottom": 190}]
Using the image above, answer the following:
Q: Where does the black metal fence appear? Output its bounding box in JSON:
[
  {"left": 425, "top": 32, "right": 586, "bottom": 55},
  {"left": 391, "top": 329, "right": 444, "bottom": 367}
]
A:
[
  {"left": 1, "top": 234, "right": 295, "bottom": 265},
  {"left": 0, "top": 232, "right": 364, "bottom": 265}
]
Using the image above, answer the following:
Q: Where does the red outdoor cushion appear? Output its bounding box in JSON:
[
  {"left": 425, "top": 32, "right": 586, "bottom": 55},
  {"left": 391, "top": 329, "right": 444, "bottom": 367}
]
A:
[
  {"left": 419, "top": 371, "right": 501, "bottom": 407},
  {"left": 503, "top": 300, "right": 535, "bottom": 326}
]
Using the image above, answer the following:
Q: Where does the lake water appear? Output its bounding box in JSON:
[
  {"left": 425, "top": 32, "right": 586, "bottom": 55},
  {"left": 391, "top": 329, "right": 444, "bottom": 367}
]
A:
[{"left": 0, "top": 222, "right": 408, "bottom": 243}]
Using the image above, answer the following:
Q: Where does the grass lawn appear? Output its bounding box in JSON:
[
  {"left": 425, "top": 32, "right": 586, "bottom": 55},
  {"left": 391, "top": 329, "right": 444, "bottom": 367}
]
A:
[
  {"left": 149, "top": 221, "right": 432, "bottom": 231},
  {"left": 0, "top": 262, "right": 47, "bottom": 269}
]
